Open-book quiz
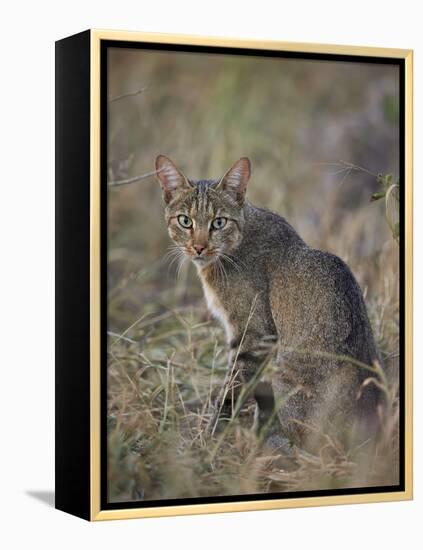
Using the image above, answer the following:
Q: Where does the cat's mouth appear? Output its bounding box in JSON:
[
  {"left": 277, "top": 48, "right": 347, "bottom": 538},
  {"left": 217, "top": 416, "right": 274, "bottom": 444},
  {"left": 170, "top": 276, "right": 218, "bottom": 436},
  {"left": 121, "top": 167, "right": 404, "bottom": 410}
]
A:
[
  {"left": 192, "top": 255, "right": 215, "bottom": 265},
  {"left": 188, "top": 249, "right": 217, "bottom": 266}
]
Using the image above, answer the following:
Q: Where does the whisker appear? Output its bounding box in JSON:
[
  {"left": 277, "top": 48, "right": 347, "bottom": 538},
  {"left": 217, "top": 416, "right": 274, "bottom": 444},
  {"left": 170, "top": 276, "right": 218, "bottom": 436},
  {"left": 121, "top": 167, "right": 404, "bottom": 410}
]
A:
[
  {"left": 216, "top": 257, "right": 228, "bottom": 287},
  {"left": 163, "top": 245, "right": 183, "bottom": 258},
  {"left": 163, "top": 245, "right": 184, "bottom": 257},
  {"left": 163, "top": 251, "right": 182, "bottom": 264},
  {"left": 162, "top": 245, "right": 187, "bottom": 276},
  {"left": 219, "top": 252, "right": 244, "bottom": 274},
  {"left": 167, "top": 253, "right": 185, "bottom": 273},
  {"left": 176, "top": 256, "right": 188, "bottom": 280}
]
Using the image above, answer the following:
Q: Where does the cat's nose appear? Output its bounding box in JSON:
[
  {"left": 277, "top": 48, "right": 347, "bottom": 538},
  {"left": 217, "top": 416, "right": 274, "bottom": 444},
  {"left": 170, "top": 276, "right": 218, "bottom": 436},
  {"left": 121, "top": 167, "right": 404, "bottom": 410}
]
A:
[{"left": 193, "top": 244, "right": 206, "bottom": 255}]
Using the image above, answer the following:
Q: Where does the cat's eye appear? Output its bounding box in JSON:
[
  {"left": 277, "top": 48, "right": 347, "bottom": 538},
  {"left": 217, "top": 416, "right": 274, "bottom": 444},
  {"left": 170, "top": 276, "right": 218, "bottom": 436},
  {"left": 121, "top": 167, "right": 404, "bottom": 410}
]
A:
[
  {"left": 177, "top": 214, "right": 193, "bottom": 228},
  {"left": 211, "top": 217, "right": 227, "bottom": 230}
]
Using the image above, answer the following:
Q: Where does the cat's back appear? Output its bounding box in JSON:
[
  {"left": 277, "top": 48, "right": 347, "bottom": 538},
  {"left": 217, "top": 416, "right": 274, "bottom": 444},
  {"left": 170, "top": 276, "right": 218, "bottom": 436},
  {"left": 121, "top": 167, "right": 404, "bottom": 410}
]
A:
[
  {"left": 240, "top": 204, "right": 357, "bottom": 314},
  {"left": 271, "top": 234, "right": 378, "bottom": 366},
  {"left": 240, "top": 202, "right": 305, "bottom": 259},
  {"left": 243, "top": 203, "right": 377, "bottom": 361},
  {"left": 244, "top": 204, "right": 364, "bottom": 304}
]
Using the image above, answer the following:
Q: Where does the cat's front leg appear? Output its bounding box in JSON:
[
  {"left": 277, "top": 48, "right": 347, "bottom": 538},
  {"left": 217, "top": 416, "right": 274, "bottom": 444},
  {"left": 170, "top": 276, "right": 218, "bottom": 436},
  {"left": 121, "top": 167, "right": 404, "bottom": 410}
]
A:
[
  {"left": 206, "top": 346, "right": 243, "bottom": 435},
  {"left": 207, "top": 335, "right": 277, "bottom": 436}
]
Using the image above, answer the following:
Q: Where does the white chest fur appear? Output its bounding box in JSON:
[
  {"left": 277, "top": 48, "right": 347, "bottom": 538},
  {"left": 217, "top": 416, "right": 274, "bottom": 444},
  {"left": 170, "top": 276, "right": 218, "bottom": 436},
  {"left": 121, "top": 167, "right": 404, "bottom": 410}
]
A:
[{"left": 200, "top": 278, "right": 233, "bottom": 342}]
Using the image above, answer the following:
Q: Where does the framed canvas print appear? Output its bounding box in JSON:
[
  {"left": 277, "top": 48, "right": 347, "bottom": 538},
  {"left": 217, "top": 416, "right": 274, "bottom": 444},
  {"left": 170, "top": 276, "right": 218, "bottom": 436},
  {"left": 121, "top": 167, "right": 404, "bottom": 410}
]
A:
[{"left": 55, "top": 29, "right": 413, "bottom": 521}]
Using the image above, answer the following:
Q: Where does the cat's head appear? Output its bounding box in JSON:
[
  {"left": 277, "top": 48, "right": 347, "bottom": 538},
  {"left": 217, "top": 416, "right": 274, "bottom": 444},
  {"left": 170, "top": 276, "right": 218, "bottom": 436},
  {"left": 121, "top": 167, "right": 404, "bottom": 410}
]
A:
[{"left": 156, "top": 155, "right": 251, "bottom": 268}]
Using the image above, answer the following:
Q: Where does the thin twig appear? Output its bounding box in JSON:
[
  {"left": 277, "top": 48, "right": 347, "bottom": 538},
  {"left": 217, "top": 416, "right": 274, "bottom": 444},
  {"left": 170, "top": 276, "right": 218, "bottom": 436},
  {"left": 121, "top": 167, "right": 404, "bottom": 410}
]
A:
[
  {"left": 208, "top": 293, "right": 260, "bottom": 436},
  {"left": 107, "top": 330, "right": 137, "bottom": 344},
  {"left": 109, "top": 86, "right": 148, "bottom": 103},
  {"left": 108, "top": 167, "right": 163, "bottom": 187},
  {"left": 316, "top": 160, "right": 379, "bottom": 180},
  {"left": 110, "top": 312, "right": 154, "bottom": 347}
]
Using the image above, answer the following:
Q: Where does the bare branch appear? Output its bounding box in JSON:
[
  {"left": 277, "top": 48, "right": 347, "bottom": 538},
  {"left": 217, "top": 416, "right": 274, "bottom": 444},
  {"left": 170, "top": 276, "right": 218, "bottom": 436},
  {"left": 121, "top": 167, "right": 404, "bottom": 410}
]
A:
[
  {"left": 107, "top": 331, "right": 137, "bottom": 345},
  {"left": 109, "top": 86, "right": 148, "bottom": 103},
  {"left": 108, "top": 167, "right": 163, "bottom": 188},
  {"left": 316, "top": 160, "right": 378, "bottom": 179},
  {"left": 338, "top": 160, "right": 378, "bottom": 178}
]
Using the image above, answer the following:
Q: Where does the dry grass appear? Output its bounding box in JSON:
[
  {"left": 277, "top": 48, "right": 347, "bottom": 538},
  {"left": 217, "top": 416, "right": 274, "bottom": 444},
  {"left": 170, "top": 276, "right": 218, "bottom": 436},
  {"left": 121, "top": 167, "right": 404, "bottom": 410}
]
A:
[
  {"left": 107, "top": 276, "right": 400, "bottom": 502},
  {"left": 106, "top": 47, "right": 400, "bottom": 503}
]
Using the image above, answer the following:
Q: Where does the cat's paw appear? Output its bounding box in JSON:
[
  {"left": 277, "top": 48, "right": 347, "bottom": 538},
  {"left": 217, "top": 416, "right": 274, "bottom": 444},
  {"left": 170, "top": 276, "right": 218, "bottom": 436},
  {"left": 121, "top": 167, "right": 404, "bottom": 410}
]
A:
[
  {"left": 205, "top": 400, "right": 232, "bottom": 436},
  {"left": 263, "top": 433, "right": 295, "bottom": 456}
]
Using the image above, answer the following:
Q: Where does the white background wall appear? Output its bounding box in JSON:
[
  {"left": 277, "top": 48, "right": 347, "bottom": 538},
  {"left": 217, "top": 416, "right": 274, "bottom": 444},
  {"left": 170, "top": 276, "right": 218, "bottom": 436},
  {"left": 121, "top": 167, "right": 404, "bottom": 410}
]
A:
[{"left": 0, "top": 1, "right": 420, "bottom": 548}]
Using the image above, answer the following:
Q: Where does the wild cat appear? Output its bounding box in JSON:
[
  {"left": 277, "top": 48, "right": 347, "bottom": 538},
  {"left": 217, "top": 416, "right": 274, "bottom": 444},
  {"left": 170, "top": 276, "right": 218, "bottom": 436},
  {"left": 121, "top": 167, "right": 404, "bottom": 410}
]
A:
[{"left": 156, "top": 154, "right": 383, "bottom": 452}]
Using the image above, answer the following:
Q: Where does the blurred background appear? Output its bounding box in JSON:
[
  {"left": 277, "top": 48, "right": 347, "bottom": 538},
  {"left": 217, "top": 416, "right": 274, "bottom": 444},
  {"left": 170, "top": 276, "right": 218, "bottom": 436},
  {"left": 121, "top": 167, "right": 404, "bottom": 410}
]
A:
[{"left": 107, "top": 46, "right": 400, "bottom": 502}]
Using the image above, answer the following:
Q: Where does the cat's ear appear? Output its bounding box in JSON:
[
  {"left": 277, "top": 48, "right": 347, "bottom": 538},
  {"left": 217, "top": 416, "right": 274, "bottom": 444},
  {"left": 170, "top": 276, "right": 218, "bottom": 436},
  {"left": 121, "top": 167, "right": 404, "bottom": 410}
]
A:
[
  {"left": 217, "top": 157, "right": 251, "bottom": 204},
  {"left": 155, "top": 155, "right": 192, "bottom": 203}
]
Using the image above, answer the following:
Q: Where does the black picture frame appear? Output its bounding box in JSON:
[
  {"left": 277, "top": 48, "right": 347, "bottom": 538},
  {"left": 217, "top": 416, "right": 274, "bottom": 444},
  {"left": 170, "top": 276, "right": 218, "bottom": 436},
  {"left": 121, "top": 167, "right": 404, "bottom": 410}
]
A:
[{"left": 55, "top": 29, "right": 413, "bottom": 521}]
